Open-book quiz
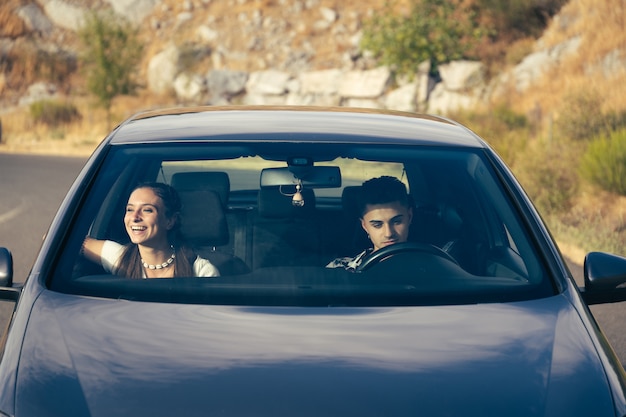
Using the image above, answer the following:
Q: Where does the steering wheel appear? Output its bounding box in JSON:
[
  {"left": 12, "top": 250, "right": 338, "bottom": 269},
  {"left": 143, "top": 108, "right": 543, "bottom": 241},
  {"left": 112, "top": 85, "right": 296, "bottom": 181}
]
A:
[{"left": 356, "top": 242, "right": 459, "bottom": 272}]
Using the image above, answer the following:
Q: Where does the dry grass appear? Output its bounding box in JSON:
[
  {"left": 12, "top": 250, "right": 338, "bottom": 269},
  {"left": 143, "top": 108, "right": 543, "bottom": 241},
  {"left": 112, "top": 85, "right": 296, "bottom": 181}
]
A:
[
  {"left": 0, "top": 0, "right": 27, "bottom": 39},
  {"left": 548, "top": 189, "right": 626, "bottom": 263},
  {"left": 1, "top": 104, "right": 103, "bottom": 156},
  {"left": 0, "top": 92, "right": 175, "bottom": 156},
  {"left": 509, "top": 0, "right": 626, "bottom": 116},
  {"left": 498, "top": 0, "right": 626, "bottom": 261}
]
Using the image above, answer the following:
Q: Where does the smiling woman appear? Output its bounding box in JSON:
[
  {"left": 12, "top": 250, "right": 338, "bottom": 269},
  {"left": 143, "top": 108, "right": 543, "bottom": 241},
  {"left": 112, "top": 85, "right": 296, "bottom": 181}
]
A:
[{"left": 82, "top": 182, "right": 219, "bottom": 279}]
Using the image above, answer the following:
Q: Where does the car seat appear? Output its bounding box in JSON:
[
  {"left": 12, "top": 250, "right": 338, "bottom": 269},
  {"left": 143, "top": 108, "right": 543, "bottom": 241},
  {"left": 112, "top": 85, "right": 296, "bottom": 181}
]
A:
[
  {"left": 173, "top": 173, "right": 249, "bottom": 275},
  {"left": 252, "top": 186, "right": 321, "bottom": 269},
  {"left": 339, "top": 186, "right": 370, "bottom": 256},
  {"left": 171, "top": 171, "right": 230, "bottom": 208}
]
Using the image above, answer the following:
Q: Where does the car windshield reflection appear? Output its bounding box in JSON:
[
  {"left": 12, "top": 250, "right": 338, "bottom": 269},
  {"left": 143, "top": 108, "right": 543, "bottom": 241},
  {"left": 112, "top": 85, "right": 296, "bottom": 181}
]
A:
[{"left": 52, "top": 143, "right": 554, "bottom": 306}]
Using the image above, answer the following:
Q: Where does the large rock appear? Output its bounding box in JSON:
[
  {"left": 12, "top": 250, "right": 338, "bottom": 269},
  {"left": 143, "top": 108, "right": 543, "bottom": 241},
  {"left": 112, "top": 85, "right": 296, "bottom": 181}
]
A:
[
  {"left": 438, "top": 60, "right": 485, "bottom": 92},
  {"left": 246, "top": 70, "right": 291, "bottom": 95},
  {"left": 512, "top": 36, "right": 581, "bottom": 92},
  {"left": 344, "top": 98, "right": 382, "bottom": 109},
  {"left": 17, "top": 4, "right": 54, "bottom": 35},
  {"left": 173, "top": 73, "right": 205, "bottom": 101},
  {"left": 385, "top": 83, "right": 418, "bottom": 112},
  {"left": 285, "top": 92, "right": 341, "bottom": 107},
  {"left": 105, "top": 0, "right": 162, "bottom": 24},
  {"left": 197, "top": 25, "right": 219, "bottom": 43},
  {"left": 299, "top": 69, "right": 342, "bottom": 95},
  {"left": 147, "top": 43, "right": 180, "bottom": 95},
  {"left": 243, "top": 93, "right": 287, "bottom": 106},
  {"left": 18, "top": 82, "right": 59, "bottom": 106},
  {"left": 586, "top": 49, "right": 626, "bottom": 78},
  {"left": 427, "top": 83, "right": 478, "bottom": 114},
  {"left": 339, "top": 67, "right": 391, "bottom": 99},
  {"left": 413, "top": 60, "right": 436, "bottom": 112},
  {"left": 39, "top": 0, "right": 85, "bottom": 31},
  {"left": 206, "top": 70, "right": 248, "bottom": 100}
]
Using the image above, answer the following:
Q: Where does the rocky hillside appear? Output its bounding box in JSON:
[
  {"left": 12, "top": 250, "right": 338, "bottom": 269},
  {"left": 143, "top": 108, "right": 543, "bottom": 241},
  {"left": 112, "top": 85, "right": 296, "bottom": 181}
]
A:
[
  {"left": 0, "top": 0, "right": 387, "bottom": 107},
  {"left": 1, "top": 0, "right": 625, "bottom": 123}
]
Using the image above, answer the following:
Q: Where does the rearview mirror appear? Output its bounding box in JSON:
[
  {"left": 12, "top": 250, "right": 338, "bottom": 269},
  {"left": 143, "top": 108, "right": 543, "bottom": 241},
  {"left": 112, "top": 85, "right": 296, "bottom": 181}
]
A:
[{"left": 260, "top": 166, "right": 341, "bottom": 188}]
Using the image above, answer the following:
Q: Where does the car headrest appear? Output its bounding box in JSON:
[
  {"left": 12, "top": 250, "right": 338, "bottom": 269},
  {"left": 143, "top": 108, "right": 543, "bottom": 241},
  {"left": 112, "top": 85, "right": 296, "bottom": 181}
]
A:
[
  {"left": 171, "top": 171, "right": 230, "bottom": 208},
  {"left": 178, "top": 189, "right": 229, "bottom": 247},
  {"left": 341, "top": 186, "right": 362, "bottom": 220},
  {"left": 439, "top": 204, "right": 463, "bottom": 233},
  {"left": 258, "top": 187, "right": 316, "bottom": 219}
]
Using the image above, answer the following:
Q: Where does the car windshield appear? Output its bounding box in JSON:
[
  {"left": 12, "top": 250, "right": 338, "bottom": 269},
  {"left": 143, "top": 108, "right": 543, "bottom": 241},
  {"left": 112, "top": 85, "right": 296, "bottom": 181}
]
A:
[{"left": 51, "top": 142, "right": 555, "bottom": 306}]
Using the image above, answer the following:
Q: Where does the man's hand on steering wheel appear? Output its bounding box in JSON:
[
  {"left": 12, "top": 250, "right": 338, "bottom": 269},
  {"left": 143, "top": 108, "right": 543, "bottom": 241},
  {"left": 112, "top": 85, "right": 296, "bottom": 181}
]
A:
[{"left": 356, "top": 242, "right": 458, "bottom": 272}]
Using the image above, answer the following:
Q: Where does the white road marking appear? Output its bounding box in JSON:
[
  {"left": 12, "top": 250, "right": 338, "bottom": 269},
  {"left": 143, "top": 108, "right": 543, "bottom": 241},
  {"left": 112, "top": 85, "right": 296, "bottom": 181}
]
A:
[{"left": 0, "top": 202, "right": 25, "bottom": 225}]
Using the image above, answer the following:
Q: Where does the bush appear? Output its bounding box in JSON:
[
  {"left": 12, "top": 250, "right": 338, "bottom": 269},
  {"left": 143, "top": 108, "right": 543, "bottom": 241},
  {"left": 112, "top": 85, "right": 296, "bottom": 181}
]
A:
[
  {"left": 455, "top": 105, "right": 529, "bottom": 133},
  {"left": 360, "top": 0, "right": 566, "bottom": 77},
  {"left": 360, "top": 0, "right": 483, "bottom": 77},
  {"left": 545, "top": 211, "right": 626, "bottom": 256},
  {"left": 451, "top": 105, "right": 530, "bottom": 165},
  {"left": 555, "top": 90, "right": 626, "bottom": 141},
  {"left": 78, "top": 11, "right": 143, "bottom": 127},
  {"left": 603, "top": 109, "right": 626, "bottom": 133},
  {"left": 580, "top": 129, "right": 626, "bottom": 196},
  {"left": 29, "top": 100, "right": 80, "bottom": 126},
  {"left": 0, "top": 40, "right": 77, "bottom": 93},
  {"left": 514, "top": 140, "right": 580, "bottom": 214},
  {"left": 476, "top": 0, "right": 567, "bottom": 39}
]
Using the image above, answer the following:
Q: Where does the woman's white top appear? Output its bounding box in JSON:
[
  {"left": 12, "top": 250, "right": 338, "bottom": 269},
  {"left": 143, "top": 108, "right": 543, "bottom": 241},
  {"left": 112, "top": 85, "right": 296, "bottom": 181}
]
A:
[{"left": 100, "top": 240, "right": 219, "bottom": 277}]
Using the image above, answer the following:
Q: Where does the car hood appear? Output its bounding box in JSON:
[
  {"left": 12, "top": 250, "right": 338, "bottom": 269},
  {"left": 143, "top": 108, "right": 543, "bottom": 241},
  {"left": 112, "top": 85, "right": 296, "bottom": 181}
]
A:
[{"left": 16, "top": 290, "right": 615, "bottom": 417}]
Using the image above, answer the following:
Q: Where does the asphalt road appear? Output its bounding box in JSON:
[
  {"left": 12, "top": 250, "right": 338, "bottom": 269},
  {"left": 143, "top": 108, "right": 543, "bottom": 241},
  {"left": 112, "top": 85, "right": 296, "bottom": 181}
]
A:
[
  {"left": 0, "top": 153, "right": 87, "bottom": 337},
  {"left": 0, "top": 153, "right": 87, "bottom": 281},
  {"left": 0, "top": 152, "right": 625, "bottom": 366}
]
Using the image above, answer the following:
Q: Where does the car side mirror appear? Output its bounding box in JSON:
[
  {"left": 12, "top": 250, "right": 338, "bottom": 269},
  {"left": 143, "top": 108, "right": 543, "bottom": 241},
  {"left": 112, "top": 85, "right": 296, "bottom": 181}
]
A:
[
  {"left": 0, "top": 248, "right": 13, "bottom": 288},
  {"left": 0, "top": 248, "right": 20, "bottom": 302},
  {"left": 581, "top": 251, "right": 626, "bottom": 305}
]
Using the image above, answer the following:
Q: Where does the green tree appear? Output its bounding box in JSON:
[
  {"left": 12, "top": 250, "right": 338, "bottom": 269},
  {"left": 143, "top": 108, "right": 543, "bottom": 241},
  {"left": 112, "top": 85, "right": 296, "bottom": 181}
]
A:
[
  {"left": 361, "top": 0, "right": 483, "bottom": 77},
  {"left": 78, "top": 11, "right": 143, "bottom": 128}
]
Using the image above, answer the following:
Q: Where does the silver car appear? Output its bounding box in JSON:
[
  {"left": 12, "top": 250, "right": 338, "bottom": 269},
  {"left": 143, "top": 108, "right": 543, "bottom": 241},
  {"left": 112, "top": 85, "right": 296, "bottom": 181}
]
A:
[{"left": 1, "top": 106, "right": 625, "bottom": 416}]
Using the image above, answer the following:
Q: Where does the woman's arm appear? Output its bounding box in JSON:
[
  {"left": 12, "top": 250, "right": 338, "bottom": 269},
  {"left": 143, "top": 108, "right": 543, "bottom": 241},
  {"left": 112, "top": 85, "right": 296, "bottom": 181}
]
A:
[
  {"left": 82, "top": 237, "right": 126, "bottom": 274},
  {"left": 82, "top": 237, "right": 106, "bottom": 264}
]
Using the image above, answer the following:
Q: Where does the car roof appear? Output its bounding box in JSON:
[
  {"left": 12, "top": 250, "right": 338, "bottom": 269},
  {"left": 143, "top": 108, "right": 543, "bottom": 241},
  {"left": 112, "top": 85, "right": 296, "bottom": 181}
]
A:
[{"left": 107, "top": 106, "right": 487, "bottom": 148}]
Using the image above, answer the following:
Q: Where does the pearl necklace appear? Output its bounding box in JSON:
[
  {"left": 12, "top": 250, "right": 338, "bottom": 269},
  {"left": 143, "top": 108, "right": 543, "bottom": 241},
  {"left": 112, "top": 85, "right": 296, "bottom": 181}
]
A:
[{"left": 141, "top": 247, "right": 176, "bottom": 270}]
